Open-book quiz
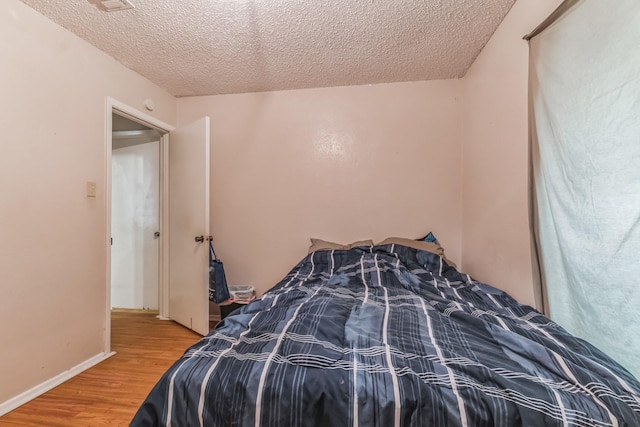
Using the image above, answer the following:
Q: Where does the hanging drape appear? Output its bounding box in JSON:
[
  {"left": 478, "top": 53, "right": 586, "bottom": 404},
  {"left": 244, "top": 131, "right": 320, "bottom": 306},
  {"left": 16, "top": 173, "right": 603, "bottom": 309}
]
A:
[{"left": 529, "top": 0, "right": 640, "bottom": 378}]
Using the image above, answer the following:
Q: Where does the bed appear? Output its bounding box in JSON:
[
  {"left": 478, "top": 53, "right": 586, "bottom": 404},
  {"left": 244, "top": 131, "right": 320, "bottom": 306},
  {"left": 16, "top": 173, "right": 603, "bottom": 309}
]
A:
[{"left": 131, "top": 239, "right": 640, "bottom": 426}]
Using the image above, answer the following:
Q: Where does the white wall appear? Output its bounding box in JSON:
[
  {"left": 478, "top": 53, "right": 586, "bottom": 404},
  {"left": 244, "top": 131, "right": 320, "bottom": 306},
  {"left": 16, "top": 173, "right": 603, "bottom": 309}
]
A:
[
  {"left": 111, "top": 141, "right": 160, "bottom": 310},
  {"left": 178, "top": 80, "right": 464, "bottom": 301},
  {"left": 461, "top": 0, "right": 563, "bottom": 307},
  {"left": 0, "top": 0, "right": 175, "bottom": 406}
]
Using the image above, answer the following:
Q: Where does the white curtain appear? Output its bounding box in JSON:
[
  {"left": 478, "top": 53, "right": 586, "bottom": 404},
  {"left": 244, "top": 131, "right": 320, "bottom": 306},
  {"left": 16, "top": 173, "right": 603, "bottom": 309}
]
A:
[{"left": 530, "top": 0, "right": 640, "bottom": 378}]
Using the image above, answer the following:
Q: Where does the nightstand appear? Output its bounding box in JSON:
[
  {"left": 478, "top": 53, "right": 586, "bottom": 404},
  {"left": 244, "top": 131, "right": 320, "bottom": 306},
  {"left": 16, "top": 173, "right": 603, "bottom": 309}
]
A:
[{"left": 220, "top": 302, "right": 244, "bottom": 319}]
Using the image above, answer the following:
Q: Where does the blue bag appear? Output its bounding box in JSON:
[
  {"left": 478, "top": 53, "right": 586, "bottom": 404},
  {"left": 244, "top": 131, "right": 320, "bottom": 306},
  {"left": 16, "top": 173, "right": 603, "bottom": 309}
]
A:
[{"left": 209, "top": 241, "right": 230, "bottom": 304}]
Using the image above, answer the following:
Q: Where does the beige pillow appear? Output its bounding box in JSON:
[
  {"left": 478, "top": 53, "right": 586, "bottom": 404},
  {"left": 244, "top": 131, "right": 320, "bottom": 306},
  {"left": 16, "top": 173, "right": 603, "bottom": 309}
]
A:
[
  {"left": 376, "top": 237, "right": 445, "bottom": 257},
  {"left": 348, "top": 240, "right": 374, "bottom": 249},
  {"left": 308, "top": 238, "right": 374, "bottom": 253},
  {"left": 376, "top": 237, "right": 457, "bottom": 268}
]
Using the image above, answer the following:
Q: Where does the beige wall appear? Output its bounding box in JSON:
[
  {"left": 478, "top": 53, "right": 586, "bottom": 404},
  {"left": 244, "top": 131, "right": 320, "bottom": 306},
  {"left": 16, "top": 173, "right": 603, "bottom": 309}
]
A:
[
  {"left": 461, "top": 0, "right": 563, "bottom": 307},
  {"left": 0, "top": 0, "right": 175, "bottom": 405},
  {"left": 178, "top": 80, "right": 464, "bottom": 298}
]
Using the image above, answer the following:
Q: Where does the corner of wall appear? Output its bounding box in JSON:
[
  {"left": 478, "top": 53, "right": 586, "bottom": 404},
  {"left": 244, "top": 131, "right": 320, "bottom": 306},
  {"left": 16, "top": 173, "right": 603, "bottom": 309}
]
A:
[{"left": 458, "top": 0, "right": 563, "bottom": 306}]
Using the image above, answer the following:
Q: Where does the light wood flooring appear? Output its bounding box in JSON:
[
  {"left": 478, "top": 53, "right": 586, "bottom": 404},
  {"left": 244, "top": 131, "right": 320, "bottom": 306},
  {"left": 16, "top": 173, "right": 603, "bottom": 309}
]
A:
[{"left": 0, "top": 310, "right": 203, "bottom": 426}]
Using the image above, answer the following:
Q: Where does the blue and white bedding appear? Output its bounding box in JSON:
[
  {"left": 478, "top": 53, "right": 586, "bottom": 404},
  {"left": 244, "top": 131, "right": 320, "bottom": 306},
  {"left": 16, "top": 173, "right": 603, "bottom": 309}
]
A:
[{"left": 131, "top": 244, "right": 640, "bottom": 426}]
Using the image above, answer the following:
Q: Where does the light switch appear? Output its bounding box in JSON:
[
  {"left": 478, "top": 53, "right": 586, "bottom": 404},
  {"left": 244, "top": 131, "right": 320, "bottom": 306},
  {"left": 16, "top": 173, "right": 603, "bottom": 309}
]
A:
[{"left": 86, "top": 181, "right": 97, "bottom": 197}]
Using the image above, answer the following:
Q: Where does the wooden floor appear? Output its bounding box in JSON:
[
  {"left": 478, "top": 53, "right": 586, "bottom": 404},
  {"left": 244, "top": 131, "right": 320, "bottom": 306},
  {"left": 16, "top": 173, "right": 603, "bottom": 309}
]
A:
[{"left": 0, "top": 310, "right": 203, "bottom": 426}]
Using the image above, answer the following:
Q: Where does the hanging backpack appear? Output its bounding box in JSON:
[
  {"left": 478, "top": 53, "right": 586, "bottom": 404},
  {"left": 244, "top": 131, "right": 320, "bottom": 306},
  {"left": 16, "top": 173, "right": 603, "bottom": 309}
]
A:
[{"left": 209, "top": 241, "right": 230, "bottom": 304}]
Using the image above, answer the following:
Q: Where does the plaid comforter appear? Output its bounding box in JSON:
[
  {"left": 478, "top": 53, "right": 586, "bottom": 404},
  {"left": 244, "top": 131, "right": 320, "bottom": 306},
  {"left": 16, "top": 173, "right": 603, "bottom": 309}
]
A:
[{"left": 131, "top": 244, "right": 640, "bottom": 426}]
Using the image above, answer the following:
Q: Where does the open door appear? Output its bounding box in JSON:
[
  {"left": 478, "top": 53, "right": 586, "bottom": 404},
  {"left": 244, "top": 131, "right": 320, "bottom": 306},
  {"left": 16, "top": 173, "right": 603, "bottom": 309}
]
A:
[{"left": 168, "top": 117, "right": 210, "bottom": 336}]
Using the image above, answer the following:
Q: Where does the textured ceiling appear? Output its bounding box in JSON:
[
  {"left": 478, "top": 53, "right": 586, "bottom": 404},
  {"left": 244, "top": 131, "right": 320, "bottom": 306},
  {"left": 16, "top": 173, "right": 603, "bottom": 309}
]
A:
[{"left": 20, "top": 0, "right": 516, "bottom": 97}]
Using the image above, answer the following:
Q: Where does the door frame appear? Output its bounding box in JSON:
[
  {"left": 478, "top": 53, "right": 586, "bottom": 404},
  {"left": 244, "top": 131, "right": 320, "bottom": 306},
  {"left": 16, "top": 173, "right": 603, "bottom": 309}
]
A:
[{"left": 104, "top": 97, "right": 174, "bottom": 353}]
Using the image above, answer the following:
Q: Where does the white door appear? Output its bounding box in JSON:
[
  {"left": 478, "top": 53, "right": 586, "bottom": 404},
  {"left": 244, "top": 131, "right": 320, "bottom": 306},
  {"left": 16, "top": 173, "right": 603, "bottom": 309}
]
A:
[{"left": 168, "top": 117, "right": 210, "bottom": 336}]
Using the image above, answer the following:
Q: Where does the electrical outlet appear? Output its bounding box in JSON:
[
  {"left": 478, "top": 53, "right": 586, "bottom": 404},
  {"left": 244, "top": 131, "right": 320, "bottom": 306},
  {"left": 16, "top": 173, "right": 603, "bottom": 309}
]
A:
[{"left": 86, "top": 181, "right": 97, "bottom": 197}]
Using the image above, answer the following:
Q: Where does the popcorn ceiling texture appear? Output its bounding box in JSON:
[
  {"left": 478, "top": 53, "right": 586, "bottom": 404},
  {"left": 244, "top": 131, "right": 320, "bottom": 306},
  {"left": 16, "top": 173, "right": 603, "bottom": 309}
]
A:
[{"left": 19, "top": 0, "right": 515, "bottom": 97}]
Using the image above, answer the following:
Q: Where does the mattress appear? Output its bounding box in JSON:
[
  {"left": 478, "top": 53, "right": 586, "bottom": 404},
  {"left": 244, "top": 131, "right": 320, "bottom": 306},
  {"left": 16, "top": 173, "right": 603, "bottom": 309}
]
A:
[{"left": 131, "top": 244, "right": 640, "bottom": 426}]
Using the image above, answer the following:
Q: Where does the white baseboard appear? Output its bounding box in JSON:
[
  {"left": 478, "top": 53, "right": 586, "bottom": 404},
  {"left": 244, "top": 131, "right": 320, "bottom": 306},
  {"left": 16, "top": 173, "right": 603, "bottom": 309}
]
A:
[
  {"left": 0, "top": 351, "right": 116, "bottom": 417},
  {"left": 209, "top": 314, "right": 221, "bottom": 322}
]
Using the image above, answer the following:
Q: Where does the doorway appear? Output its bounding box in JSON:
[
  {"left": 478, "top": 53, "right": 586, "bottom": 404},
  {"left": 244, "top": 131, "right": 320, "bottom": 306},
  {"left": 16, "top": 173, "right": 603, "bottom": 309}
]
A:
[
  {"left": 105, "top": 98, "right": 212, "bottom": 353},
  {"left": 111, "top": 113, "right": 162, "bottom": 310},
  {"left": 105, "top": 99, "right": 172, "bottom": 353}
]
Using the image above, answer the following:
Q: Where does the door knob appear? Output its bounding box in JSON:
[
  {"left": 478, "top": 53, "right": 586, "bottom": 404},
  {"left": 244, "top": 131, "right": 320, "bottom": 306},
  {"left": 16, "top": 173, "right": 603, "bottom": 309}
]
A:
[{"left": 195, "top": 235, "right": 204, "bottom": 243}]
